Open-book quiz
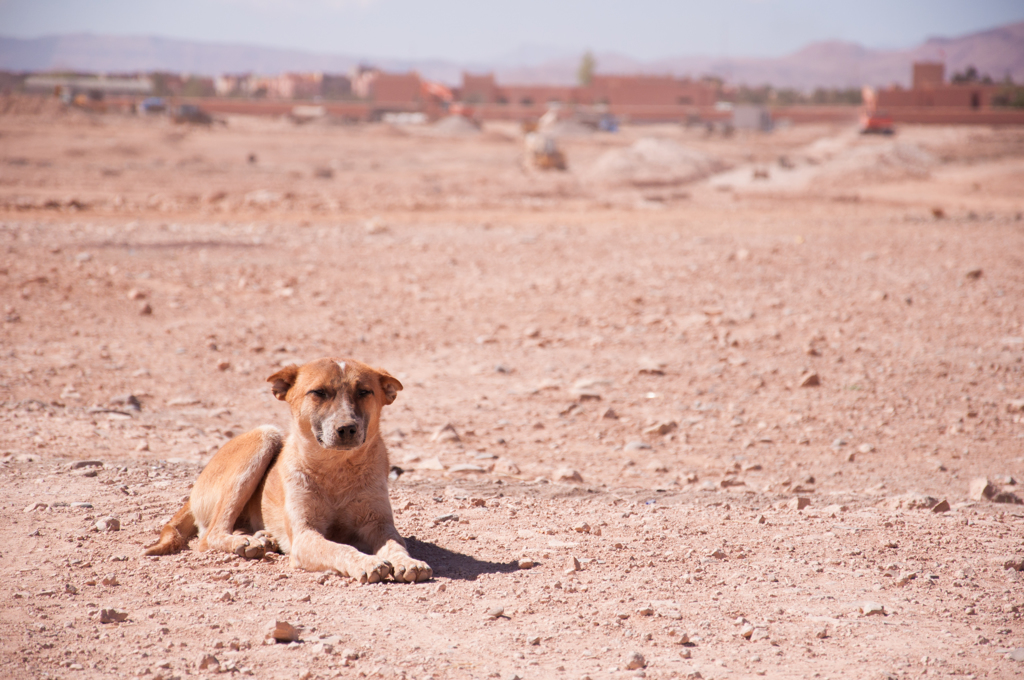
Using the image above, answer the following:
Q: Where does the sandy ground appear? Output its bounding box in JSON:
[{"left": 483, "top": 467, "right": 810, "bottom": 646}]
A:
[{"left": 1, "top": 98, "right": 1024, "bottom": 680}]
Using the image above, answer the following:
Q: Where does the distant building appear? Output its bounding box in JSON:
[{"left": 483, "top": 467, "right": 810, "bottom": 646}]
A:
[{"left": 875, "top": 61, "right": 998, "bottom": 111}]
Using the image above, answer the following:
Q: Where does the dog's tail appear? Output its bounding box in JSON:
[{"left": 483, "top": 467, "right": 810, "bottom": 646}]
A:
[{"left": 143, "top": 499, "right": 197, "bottom": 556}]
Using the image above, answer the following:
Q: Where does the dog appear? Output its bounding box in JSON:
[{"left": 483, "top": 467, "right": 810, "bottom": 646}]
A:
[{"left": 143, "top": 357, "right": 432, "bottom": 584}]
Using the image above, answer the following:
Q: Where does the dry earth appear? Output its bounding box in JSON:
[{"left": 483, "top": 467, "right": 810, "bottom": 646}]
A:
[{"left": 1, "top": 99, "right": 1024, "bottom": 680}]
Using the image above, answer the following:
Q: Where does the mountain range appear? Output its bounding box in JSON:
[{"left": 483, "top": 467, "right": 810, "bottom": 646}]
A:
[{"left": 1, "top": 21, "right": 1022, "bottom": 90}]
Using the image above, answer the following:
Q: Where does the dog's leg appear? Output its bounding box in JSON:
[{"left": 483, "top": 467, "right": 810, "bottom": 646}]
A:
[
  {"left": 288, "top": 528, "right": 393, "bottom": 584},
  {"left": 360, "top": 521, "right": 433, "bottom": 583},
  {"left": 194, "top": 425, "right": 282, "bottom": 559}
]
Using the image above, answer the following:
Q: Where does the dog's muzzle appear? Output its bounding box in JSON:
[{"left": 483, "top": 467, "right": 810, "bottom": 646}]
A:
[{"left": 315, "top": 419, "right": 365, "bottom": 449}]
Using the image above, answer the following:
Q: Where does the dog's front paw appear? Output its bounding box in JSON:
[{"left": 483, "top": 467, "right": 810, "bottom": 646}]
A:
[
  {"left": 389, "top": 555, "right": 433, "bottom": 583},
  {"left": 231, "top": 533, "right": 274, "bottom": 560},
  {"left": 344, "top": 555, "right": 393, "bottom": 585}
]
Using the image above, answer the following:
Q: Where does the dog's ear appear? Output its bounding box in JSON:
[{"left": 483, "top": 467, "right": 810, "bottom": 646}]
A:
[
  {"left": 376, "top": 368, "right": 403, "bottom": 406},
  {"left": 267, "top": 364, "right": 299, "bottom": 401}
]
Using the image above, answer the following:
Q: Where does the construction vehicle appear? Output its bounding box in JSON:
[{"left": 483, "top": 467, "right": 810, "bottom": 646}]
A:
[
  {"left": 860, "top": 110, "right": 894, "bottom": 135},
  {"left": 524, "top": 132, "right": 567, "bottom": 171}
]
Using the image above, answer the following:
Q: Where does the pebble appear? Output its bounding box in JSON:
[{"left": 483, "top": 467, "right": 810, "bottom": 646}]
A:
[
  {"left": 798, "top": 372, "right": 820, "bottom": 388},
  {"left": 573, "top": 523, "right": 591, "bottom": 533},
  {"left": 95, "top": 516, "right": 120, "bottom": 532},
  {"left": 517, "top": 558, "right": 535, "bottom": 569},
  {"left": 486, "top": 606, "right": 505, "bottom": 619},
  {"left": 433, "top": 513, "right": 459, "bottom": 524},
  {"left": 815, "top": 624, "right": 829, "bottom": 639},
  {"left": 70, "top": 460, "right": 104, "bottom": 470},
  {"left": 624, "top": 441, "right": 651, "bottom": 451},
  {"left": 624, "top": 651, "right": 646, "bottom": 670},
  {"left": 643, "top": 421, "right": 677, "bottom": 436},
  {"left": 554, "top": 468, "right": 584, "bottom": 483},
  {"left": 750, "top": 627, "right": 770, "bottom": 642},
  {"left": 341, "top": 648, "right": 360, "bottom": 661},
  {"left": 527, "top": 636, "right": 541, "bottom": 645},
  {"left": 931, "top": 499, "right": 951, "bottom": 513},
  {"left": 311, "top": 642, "right": 334, "bottom": 656},
  {"left": 101, "top": 574, "right": 118, "bottom": 586},
  {"left": 599, "top": 408, "right": 619, "bottom": 420},
  {"left": 267, "top": 620, "right": 299, "bottom": 643},
  {"left": 431, "top": 423, "right": 461, "bottom": 443},
  {"left": 197, "top": 654, "right": 220, "bottom": 671},
  {"left": 99, "top": 608, "right": 128, "bottom": 623},
  {"left": 449, "top": 464, "right": 486, "bottom": 473},
  {"left": 740, "top": 622, "right": 754, "bottom": 638},
  {"left": 23, "top": 502, "right": 47, "bottom": 513},
  {"left": 788, "top": 497, "right": 811, "bottom": 511},
  {"left": 859, "top": 601, "right": 886, "bottom": 616},
  {"left": 564, "top": 555, "right": 581, "bottom": 574},
  {"left": 139, "top": 302, "right": 153, "bottom": 315},
  {"left": 970, "top": 477, "right": 994, "bottom": 501}
]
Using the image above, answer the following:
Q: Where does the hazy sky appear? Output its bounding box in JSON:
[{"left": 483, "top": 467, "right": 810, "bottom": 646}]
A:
[{"left": 1, "top": 0, "right": 1022, "bottom": 62}]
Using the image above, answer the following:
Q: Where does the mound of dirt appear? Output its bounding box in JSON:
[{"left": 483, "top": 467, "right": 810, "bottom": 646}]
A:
[
  {"left": 428, "top": 115, "right": 481, "bottom": 137},
  {"left": 588, "top": 137, "right": 724, "bottom": 186}
]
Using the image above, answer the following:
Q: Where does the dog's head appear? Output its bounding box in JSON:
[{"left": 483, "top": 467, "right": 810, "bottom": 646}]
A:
[{"left": 267, "top": 358, "right": 402, "bottom": 451}]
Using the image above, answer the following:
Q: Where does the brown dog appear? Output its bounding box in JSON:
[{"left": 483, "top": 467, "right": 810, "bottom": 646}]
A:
[{"left": 144, "top": 358, "right": 431, "bottom": 583}]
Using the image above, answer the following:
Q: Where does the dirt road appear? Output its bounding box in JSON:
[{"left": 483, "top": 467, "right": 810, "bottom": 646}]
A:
[{"left": 1, "top": 101, "right": 1023, "bottom": 679}]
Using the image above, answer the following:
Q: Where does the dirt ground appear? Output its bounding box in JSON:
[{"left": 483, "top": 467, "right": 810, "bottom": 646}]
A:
[{"left": 1, "top": 98, "right": 1024, "bottom": 680}]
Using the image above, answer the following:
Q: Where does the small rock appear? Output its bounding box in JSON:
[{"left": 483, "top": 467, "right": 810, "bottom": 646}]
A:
[
  {"left": 554, "top": 467, "right": 584, "bottom": 483},
  {"left": 799, "top": 372, "right": 820, "bottom": 388},
  {"left": 518, "top": 558, "right": 535, "bottom": 570},
  {"left": 788, "top": 497, "right": 811, "bottom": 511},
  {"left": 859, "top": 602, "right": 885, "bottom": 616},
  {"left": 965, "top": 267, "right": 983, "bottom": 280},
  {"left": 341, "top": 648, "right": 359, "bottom": 661},
  {"left": 1007, "top": 648, "right": 1024, "bottom": 662},
  {"left": 311, "top": 642, "right": 334, "bottom": 656},
  {"left": 95, "top": 516, "right": 120, "bottom": 532},
  {"left": 139, "top": 302, "right": 153, "bottom": 316},
  {"left": 896, "top": 571, "right": 918, "bottom": 587},
  {"left": 624, "top": 441, "right": 651, "bottom": 451},
  {"left": 99, "top": 609, "right": 128, "bottom": 624},
  {"left": 101, "top": 574, "right": 118, "bottom": 586},
  {"left": 643, "top": 421, "right": 677, "bottom": 436},
  {"left": 486, "top": 606, "right": 505, "bottom": 619},
  {"left": 624, "top": 651, "right": 646, "bottom": 670},
  {"left": 858, "top": 443, "right": 875, "bottom": 454},
  {"left": 637, "top": 606, "right": 654, "bottom": 616},
  {"left": 218, "top": 590, "right": 235, "bottom": 602},
  {"left": 750, "top": 627, "right": 770, "bottom": 642},
  {"left": 564, "top": 555, "right": 581, "bottom": 574},
  {"left": 599, "top": 408, "right": 619, "bottom": 420},
  {"left": 527, "top": 636, "right": 541, "bottom": 646},
  {"left": 23, "top": 502, "right": 47, "bottom": 513},
  {"left": 815, "top": 624, "right": 829, "bottom": 639},
  {"left": 431, "top": 423, "right": 461, "bottom": 443},
  {"left": 449, "top": 464, "right": 486, "bottom": 473},
  {"left": 198, "top": 654, "right": 220, "bottom": 671},
  {"left": 931, "top": 499, "right": 951, "bottom": 513},
  {"left": 1000, "top": 557, "right": 1024, "bottom": 571},
  {"left": 969, "top": 477, "right": 994, "bottom": 501},
  {"left": 217, "top": 360, "right": 231, "bottom": 371},
  {"left": 709, "top": 548, "right": 727, "bottom": 559},
  {"left": 1007, "top": 399, "right": 1024, "bottom": 413},
  {"left": 267, "top": 620, "right": 299, "bottom": 643},
  {"left": 740, "top": 622, "right": 754, "bottom": 638},
  {"left": 432, "top": 513, "right": 459, "bottom": 524},
  {"left": 573, "top": 523, "right": 591, "bottom": 533},
  {"left": 70, "top": 460, "right": 104, "bottom": 470}
]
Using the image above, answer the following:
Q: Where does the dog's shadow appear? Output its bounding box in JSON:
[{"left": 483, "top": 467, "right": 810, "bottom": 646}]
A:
[{"left": 406, "top": 537, "right": 519, "bottom": 581}]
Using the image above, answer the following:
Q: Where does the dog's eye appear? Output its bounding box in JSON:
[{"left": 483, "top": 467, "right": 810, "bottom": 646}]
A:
[
  {"left": 308, "top": 389, "right": 327, "bottom": 399},
  {"left": 358, "top": 389, "right": 373, "bottom": 398}
]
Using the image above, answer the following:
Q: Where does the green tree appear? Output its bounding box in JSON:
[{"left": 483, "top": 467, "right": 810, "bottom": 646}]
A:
[{"left": 578, "top": 51, "right": 595, "bottom": 87}]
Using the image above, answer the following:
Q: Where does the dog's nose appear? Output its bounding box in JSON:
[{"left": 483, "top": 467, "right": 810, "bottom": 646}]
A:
[{"left": 336, "top": 422, "right": 359, "bottom": 441}]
